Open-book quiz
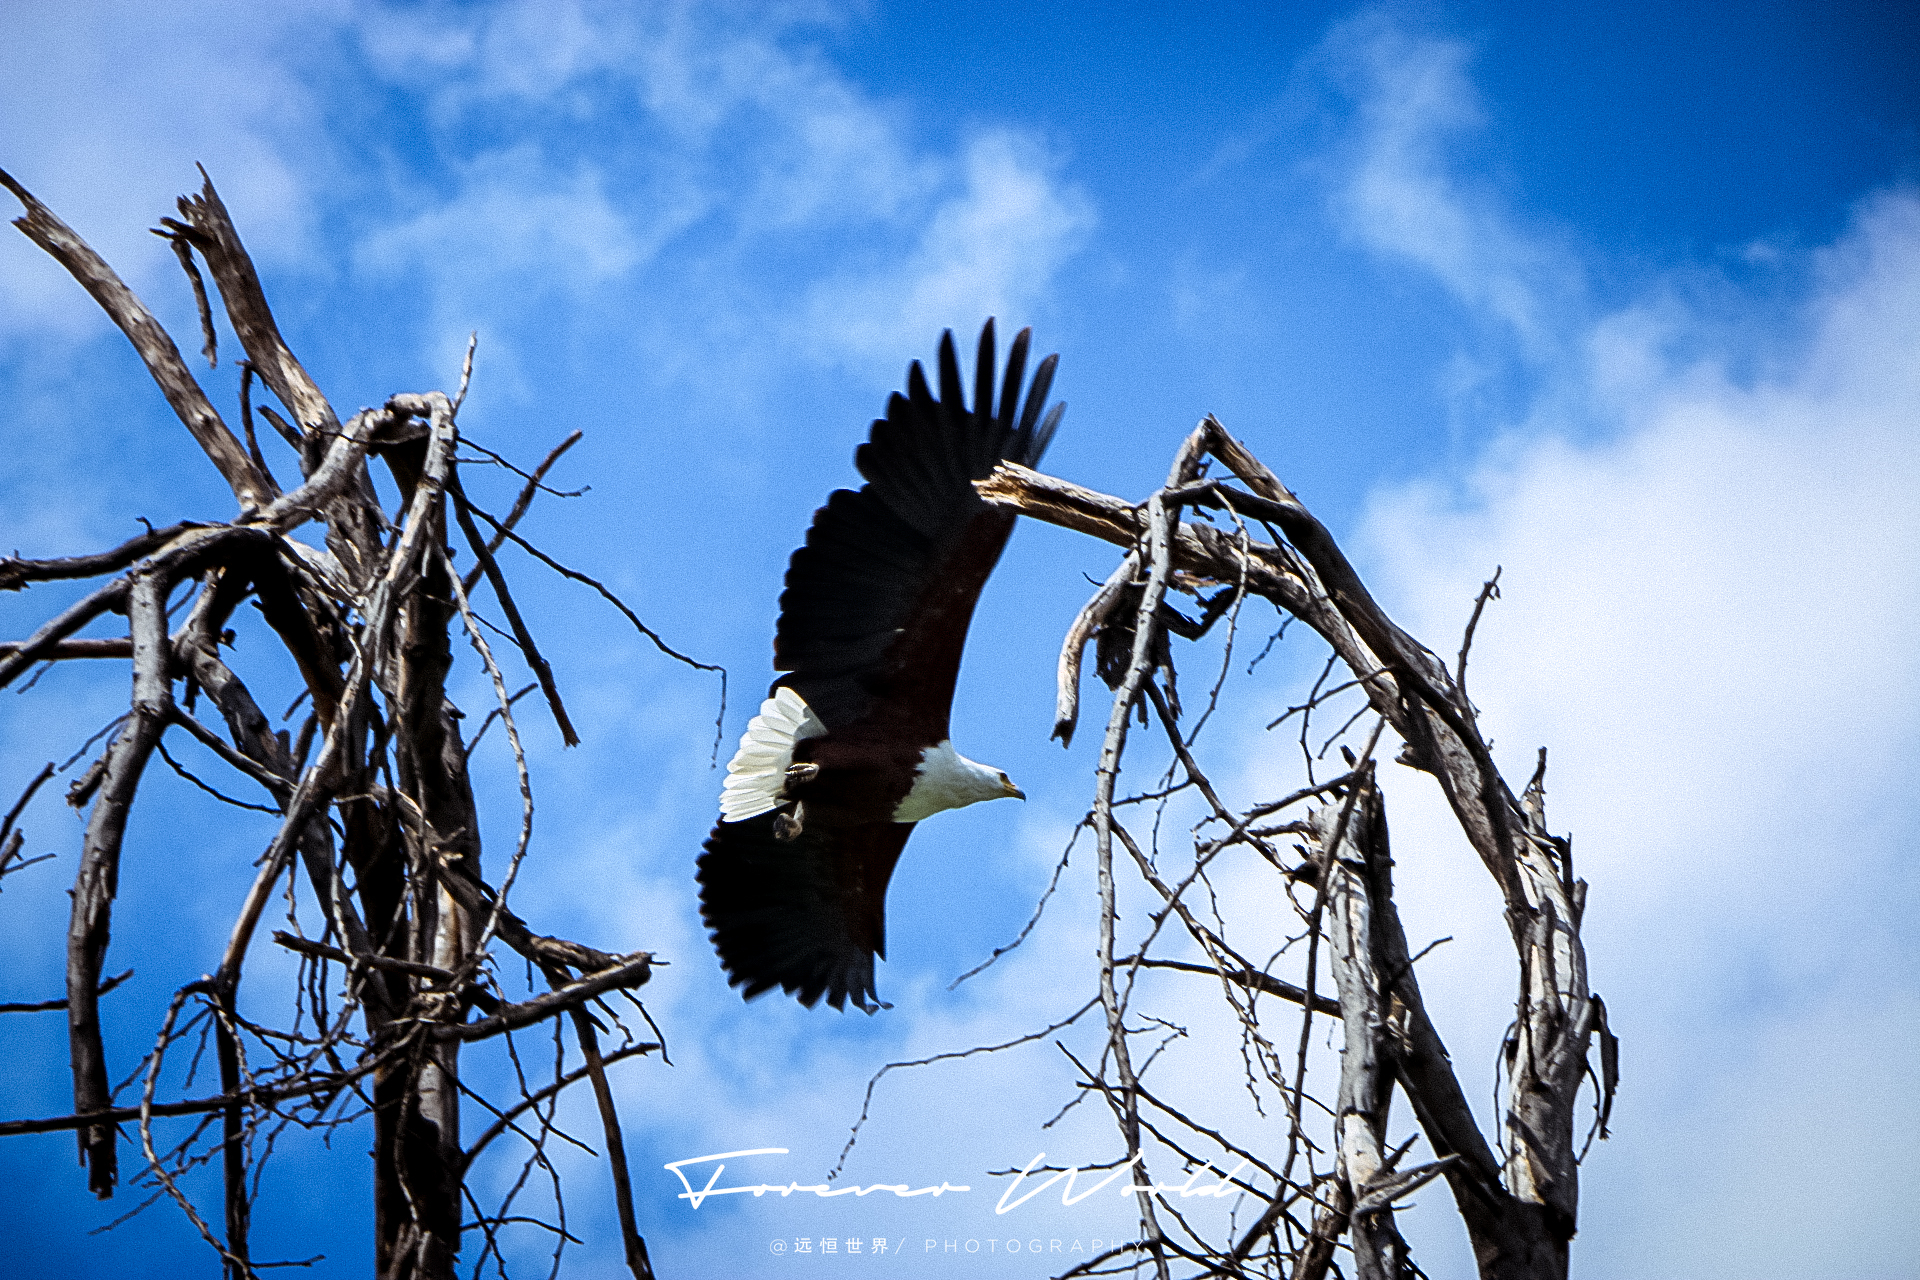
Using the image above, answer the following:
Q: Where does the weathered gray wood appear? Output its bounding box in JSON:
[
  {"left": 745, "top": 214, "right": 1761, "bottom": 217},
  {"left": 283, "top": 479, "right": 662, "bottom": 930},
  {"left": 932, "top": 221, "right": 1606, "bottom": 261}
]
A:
[
  {"left": 0, "top": 522, "right": 199, "bottom": 592},
  {"left": 1315, "top": 780, "right": 1413, "bottom": 1280},
  {"left": 0, "top": 170, "right": 272, "bottom": 510},
  {"left": 66, "top": 569, "right": 171, "bottom": 1195},
  {"left": 172, "top": 176, "right": 340, "bottom": 444},
  {"left": 1082, "top": 432, "right": 1209, "bottom": 1280}
]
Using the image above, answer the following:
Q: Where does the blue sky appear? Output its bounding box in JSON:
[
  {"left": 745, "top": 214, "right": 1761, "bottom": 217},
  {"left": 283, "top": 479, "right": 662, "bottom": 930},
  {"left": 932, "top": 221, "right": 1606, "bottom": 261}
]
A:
[{"left": 2, "top": 3, "right": 1916, "bottom": 1277}]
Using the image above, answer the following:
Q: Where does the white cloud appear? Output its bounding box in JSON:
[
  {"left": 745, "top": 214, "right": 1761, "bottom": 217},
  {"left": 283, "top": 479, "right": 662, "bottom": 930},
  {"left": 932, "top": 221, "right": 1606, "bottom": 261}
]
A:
[
  {"left": 357, "top": 150, "right": 654, "bottom": 290},
  {"left": 352, "top": 144, "right": 671, "bottom": 388},
  {"left": 1320, "top": 15, "right": 1582, "bottom": 361},
  {"left": 617, "top": 6, "right": 938, "bottom": 232},
  {"left": 1361, "top": 186, "right": 1920, "bottom": 934},
  {"left": 1, "top": 0, "right": 1092, "bottom": 397},
  {"left": 0, "top": 0, "right": 340, "bottom": 342},
  {"left": 350, "top": 0, "right": 937, "bottom": 236},
  {"left": 342, "top": 1, "right": 1089, "bottom": 392},
  {"left": 360, "top": 0, "right": 623, "bottom": 107},
  {"left": 799, "top": 132, "right": 1095, "bottom": 368}
]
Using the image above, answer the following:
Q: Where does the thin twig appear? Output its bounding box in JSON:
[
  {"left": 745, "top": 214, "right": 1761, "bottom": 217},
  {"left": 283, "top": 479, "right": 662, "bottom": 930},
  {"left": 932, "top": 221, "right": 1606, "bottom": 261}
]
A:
[
  {"left": 235, "top": 362, "right": 275, "bottom": 488},
  {"left": 456, "top": 1041, "right": 659, "bottom": 1177},
  {"left": 459, "top": 501, "right": 727, "bottom": 759},
  {"left": 450, "top": 481, "right": 577, "bottom": 746},
  {"left": 0, "top": 761, "right": 55, "bottom": 853},
  {"left": 155, "top": 225, "right": 217, "bottom": 369},
  {"left": 459, "top": 432, "right": 582, "bottom": 597},
  {"left": 441, "top": 543, "right": 538, "bottom": 965},
  {"left": 833, "top": 998, "right": 1100, "bottom": 1179},
  {"left": 1125, "top": 957, "right": 1340, "bottom": 1017},
  {"left": 463, "top": 683, "right": 537, "bottom": 760},
  {"left": 1457, "top": 566, "right": 1503, "bottom": 697},
  {"left": 453, "top": 332, "right": 477, "bottom": 415},
  {"left": 0, "top": 969, "right": 134, "bottom": 1015}
]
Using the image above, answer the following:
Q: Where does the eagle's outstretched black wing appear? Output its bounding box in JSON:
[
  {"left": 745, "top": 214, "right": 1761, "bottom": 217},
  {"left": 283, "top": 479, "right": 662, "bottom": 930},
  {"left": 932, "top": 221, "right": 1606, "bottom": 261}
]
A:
[
  {"left": 772, "top": 319, "right": 1063, "bottom": 734},
  {"left": 697, "top": 816, "right": 912, "bottom": 1010}
]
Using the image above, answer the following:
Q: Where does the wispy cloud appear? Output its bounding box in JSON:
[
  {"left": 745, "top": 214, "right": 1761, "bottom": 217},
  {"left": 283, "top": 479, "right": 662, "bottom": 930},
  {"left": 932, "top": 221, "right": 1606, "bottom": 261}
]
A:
[
  {"left": 1319, "top": 15, "right": 1581, "bottom": 361},
  {"left": 1, "top": 0, "right": 1093, "bottom": 396},
  {"left": 342, "top": 1, "right": 1091, "bottom": 394},
  {"left": 798, "top": 132, "right": 1095, "bottom": 367},
  {"left": 0, "top": 0, "right": 339, "bottom": 341},
  {"left": 351, "top": 143, "right": 672, "bottom": 390}
]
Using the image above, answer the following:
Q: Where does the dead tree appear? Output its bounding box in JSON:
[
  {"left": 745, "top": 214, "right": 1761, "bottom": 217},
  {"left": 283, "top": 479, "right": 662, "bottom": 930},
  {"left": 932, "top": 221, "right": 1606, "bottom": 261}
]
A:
[
  {"left": 0, "top": 170, "right": 697, "bottom": 1279},
  {"left": 964, "top": 421, "right": 1617, "bottom": 1280}
]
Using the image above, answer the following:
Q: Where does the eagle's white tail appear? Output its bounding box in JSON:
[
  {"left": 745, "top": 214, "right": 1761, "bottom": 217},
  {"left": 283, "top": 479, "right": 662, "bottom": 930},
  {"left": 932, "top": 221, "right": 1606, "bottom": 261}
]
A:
[{"left": 718, "top": 686, "right": 828, "bottom": 822}]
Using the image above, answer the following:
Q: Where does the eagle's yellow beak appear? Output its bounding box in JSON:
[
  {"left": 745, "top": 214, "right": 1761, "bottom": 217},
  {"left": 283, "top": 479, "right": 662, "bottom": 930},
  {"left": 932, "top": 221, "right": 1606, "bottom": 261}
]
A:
[{"left": 1004, "top": 779, "right": 1026, "bottom": 800}]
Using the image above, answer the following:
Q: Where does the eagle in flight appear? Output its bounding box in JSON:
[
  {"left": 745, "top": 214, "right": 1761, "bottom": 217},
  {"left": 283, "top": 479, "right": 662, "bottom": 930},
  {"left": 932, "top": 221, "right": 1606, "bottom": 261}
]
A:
[{"left": 697, "top": 320, "right": 1064, "bottom": 1011}]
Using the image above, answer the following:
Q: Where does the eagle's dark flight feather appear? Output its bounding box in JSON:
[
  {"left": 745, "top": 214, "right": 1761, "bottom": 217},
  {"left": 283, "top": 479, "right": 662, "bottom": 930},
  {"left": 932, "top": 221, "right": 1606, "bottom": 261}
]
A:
[
  {"left": 697, "top": 815, "right": 912, "bottom": 1010},
  {"left": 774, "top": 323, "right": 1060, "bottom": 731}
]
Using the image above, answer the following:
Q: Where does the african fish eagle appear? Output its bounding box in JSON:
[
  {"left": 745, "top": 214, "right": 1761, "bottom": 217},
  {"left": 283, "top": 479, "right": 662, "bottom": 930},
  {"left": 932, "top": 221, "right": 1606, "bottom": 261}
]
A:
[{"left": 697, "top": 320, "right": 1064, "bottom": 1011}]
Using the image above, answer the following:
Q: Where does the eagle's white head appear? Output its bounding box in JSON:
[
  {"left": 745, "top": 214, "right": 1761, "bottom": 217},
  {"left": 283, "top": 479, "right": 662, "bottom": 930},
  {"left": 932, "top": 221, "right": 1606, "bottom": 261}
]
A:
[{"left": 892, "top": 740, "right": 1024, "bottom": 823}]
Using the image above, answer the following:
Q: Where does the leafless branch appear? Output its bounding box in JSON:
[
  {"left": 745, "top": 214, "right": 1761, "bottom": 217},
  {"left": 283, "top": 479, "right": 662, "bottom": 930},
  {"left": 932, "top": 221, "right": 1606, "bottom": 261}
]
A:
[
  {"left": 1125, "top": 958, "right": 1341, "bottom": 1017},
  {"left": 449, "top": 480, "right": 577, "bottom": 746},
  {"left": 431, "top": 956, "right": 653, "bottom": 1043},
  {"left": 1458, "top": 567, "right": 1503, "bottom": 696},
  {"left": 456, "top": 1041, "right": 659, "bottom": 1177},
  {"left": 1, "top": 521, "right": 200, "bottom": 592},
  {"left": 1, "top": 169, "right": 271, "bottom": 509},
  {"left": 459, "top": 431, "right": 582, "bottom": 598},
  {"left": 0, "top": 969, "right": 133, "bottom": 1015}
]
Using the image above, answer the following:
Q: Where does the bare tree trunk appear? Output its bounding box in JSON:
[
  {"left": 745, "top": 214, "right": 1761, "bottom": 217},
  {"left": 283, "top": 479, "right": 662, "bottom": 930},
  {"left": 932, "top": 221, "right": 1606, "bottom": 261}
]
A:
[
  {"left": 1317, "top": 779, "right": 1414, "bottom": 1280},
  {"left": 67, "top": 571, "right": 172, "bottom": 1196}
]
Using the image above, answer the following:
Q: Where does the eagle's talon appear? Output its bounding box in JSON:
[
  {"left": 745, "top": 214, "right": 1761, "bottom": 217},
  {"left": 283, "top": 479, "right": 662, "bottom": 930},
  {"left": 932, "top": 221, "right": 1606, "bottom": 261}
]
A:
[
  {"left": 771, "top": 805, "right": 804, "bottom": 841},
  {"left": 783, "top": 762, "right": 820, "bottom": 790}
]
